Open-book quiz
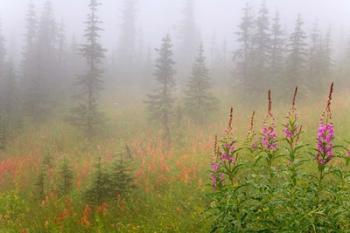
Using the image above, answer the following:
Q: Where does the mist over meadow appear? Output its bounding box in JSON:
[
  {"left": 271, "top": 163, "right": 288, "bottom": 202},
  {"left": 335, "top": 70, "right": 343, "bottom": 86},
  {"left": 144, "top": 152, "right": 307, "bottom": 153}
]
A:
[{"left": 0, "top": 1, "right": 350, "bottom": 232}]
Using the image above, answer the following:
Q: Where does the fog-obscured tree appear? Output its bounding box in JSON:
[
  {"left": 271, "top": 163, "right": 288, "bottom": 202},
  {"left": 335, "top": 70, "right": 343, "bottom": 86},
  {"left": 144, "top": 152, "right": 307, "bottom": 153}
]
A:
[
  {"left": 58, "top": 157, "right": 74, "bottom": 196},
  {"left": 306, "top": 23, "right": 323, "bottom": 94},
  {"left": 0, "top": 20, "right": 6, "bottom": 149},
  {"left": 70, "top": 0, "right": 106, "bottom": 138},
  {"left": 251, "top": 1, "right": 271, "bottom": 94},
  {"left": 22, "top": 1, "right": 60, "bottom": 121},
  {"left": 37, "top": 0, "right": 58, "bottom": 93},
  {"left": 22, "top": 1, "right": 38, "bottom": 118},
  {"left": 177, "top": 0, "right": 198, "bottom": 77},
  {"left": 115, "top": 0, "right": 137, "bottom": 85},
  {"left": 234, "top": 3, "right": 255, "bottom": 97},
  {"left": 269, "top": 12, "right": 285, "bottom": 95},
  {"left": 146, "top": 35, "right": 176, "bottom": 147},
  {"left": 3, "top": 62, "right": 20, "bottom": 130},
  {"left": 319, "top": 29, "right": 332, "bottom": 90},
  {"left": 184, "top": 44, "right": 217, "bottom": 124},
  {"left": 286, "top": 14, "right": 307, "bottom": 90},
  {"left": 339, "top": 38, "right": 350, "bottom": 89}
]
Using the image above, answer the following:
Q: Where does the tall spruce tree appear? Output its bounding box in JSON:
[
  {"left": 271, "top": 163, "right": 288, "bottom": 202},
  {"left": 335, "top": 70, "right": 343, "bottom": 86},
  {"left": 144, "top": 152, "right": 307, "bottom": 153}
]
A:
[
  {"left": 178, "top": 0, "right": 198, "bottom": 69},
  {"left": 70, "top": 0, "right": 106, "bottom": 138},
  {"left": 286, "top": 14, "right": 307, "bottom": 90},
  {"left": 22, "top": 1, "right": 38, "bottom": 117},
  {"left": 184, "top": 44, "right": 217, "bottom": 124},
  {"left": 3, "top": 62, "right": 19, "bottom": 131},
  {"left": 117, "top": 0, "right": 136, "bottom": 68},
  {"left": 146, "top": 35, "right": 176, "bottom": 147},
  {"left": 319, "top": 29, "right": 332, "bottom": 90},
  {"left": 0, "top": 20, "right": 6, "bottom": 149},
  {"left": 251, "top": 1, "right": 271, "bottom": 94},
  {"left": 307, "top": 22, "right": 323, "bottom": 94},
  {"left": 269, "top": 12, "right": 285, "bottom": 95},
  {"left": 234, "top": 3, "right": 254, "bottom": 97}
]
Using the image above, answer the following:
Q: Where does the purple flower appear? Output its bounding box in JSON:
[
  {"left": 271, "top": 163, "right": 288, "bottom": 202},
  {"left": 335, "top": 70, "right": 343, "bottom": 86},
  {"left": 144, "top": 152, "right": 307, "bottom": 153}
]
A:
[
  {"left": 316, "top": 123, "right": 335, "bottom": 165},
  {"left": 283, "top": 128, "right": 293, "bottom": 139},
  {"left": 211, "top": 172, "right": 224, "bottom": 190},
  {"left": 221, "top": 152, "right": 236, "bottom": 163},
  {"left": 261, "top": 126, "right": 278, "bottom": 152},
  {"left": 211, "top": 163, "right": 220, "bottom": 172},
  {"left": 224, "top": 143, "right": 235, "bottom": 153}
]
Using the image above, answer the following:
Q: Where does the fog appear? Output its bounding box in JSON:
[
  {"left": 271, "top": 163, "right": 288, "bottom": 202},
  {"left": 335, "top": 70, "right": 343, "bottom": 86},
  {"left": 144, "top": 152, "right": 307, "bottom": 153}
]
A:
[
  {"left": 0, "top": 0, "right": 349, "bottom": 128},
  {"left": 2, "top": 0, "right": 350, "bottom": 59}
]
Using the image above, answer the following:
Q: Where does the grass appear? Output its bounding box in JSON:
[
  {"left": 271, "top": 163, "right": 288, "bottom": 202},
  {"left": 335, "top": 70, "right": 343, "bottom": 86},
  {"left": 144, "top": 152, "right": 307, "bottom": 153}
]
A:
[{"left": 0, "top": 90, "right": 349, "bottom": 232}]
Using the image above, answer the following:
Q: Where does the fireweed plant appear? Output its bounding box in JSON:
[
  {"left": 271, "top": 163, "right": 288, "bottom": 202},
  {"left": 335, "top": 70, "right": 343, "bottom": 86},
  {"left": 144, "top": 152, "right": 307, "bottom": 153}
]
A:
[{"left": 207, "top": 84, "right": 350, "bottom": 232}]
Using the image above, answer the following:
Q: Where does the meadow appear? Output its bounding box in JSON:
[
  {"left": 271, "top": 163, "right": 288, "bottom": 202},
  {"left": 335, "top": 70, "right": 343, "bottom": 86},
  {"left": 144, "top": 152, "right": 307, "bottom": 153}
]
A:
[{"left": 0, "top": 86, "right": 349, "bottom": 233}]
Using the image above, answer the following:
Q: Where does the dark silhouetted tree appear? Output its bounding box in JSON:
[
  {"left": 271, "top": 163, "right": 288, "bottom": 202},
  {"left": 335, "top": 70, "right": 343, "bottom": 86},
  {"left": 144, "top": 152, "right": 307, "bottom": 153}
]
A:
[
  {"left": 184, "top": 44, "right": 218, "bottom": 124},
  {"left": 110, "top": 152, "right": 134, "bottom": 198},
  {"left": 146, "top": 35, "right": 176, "bottom": 147},
  {"left": 85, "top": 157, "right": 112, "bottom": 205},
  {"left": 70, "top": 0, "right": 106, "bottom": 138}
]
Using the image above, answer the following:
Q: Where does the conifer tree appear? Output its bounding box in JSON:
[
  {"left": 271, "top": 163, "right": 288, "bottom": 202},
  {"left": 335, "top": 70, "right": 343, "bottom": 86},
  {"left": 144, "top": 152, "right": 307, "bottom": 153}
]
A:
[
  {"left": 234, "top": 3, "right": 254, "bottom": 96},
  {"left": 117, "top": 0, "right": 136, "bottom": 71},
  {"left": 146, "top": 35, "right": 176, "bottom": 147},
  {"left": 184, "top": 44, "right": 217, "bottom": 124},
  {"left": 319, "top": 30, "right": 332, "bottom": 89},
  {"left": 306, "top": 23, "right": 323, "bottom": 94},
  {"left": 2, "top": 62, "right": 19, "bottom": 131},
  {"left": 23, "top": 1, "right": 58, "bottom": 121},
  {"left": 0, "top": 20, "right": 6, "bottom": 149},
  {"left": 58, "top": 157, "right": 74, "bottom": 196},
  {"left": 0, "top": 115, "right": 4, "bottom": 150},
  {"left": 22, "top": 1, "right": 38, "bottom": 118},
  {"left": 269, "top": 12, "right": 285, "bottom": 94},
  {"left": 35, "top": 166, "right": 46, "bottom": 201},
  {"left": 110, "top": 152, "right": 134, "bottom": 198},
  {"left": 286, "top": 14, "right": 307, "bottom": 89},
  {"left": 178, "top": 0, "right": 198, "bottom": 68},
  {"left": 85, "top": 157, "right": 112, "bottom": 205},
  {"left": 251, "top": 1, "right": 271, "bottom": 93},
  {"left": 70, "top": 0, "right": 106, "bottom": 138}
]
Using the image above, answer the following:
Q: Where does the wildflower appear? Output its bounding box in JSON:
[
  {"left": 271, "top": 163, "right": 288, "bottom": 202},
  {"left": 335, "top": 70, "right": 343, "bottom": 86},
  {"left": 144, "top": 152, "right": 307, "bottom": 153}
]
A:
[
  {"left": 220, "top": 143, "right": 237, "bottom": 163},
  {"left": 316, "top": 83, "right": 335, "bottom": 166},
  {"left": 283, "top": 128, "right": 293, "bottom": 139},
  {"left": 246, "top": 111, "right": 257, "bottom": 149},
  {"left": 261, "top": 126, "right": 278, "bottom": 152},
  {"left": 316, "top": 123, "right": 335, "bottom": 165},
  {"left": 211, "top": 162, "right": 220, "bottom": 172},
  {"left": 261, "top": 90, "right": 278, "bottom": 152},
  {"left": 225, "top": 107, "right": 233, "bottom": 135},
  {"left": 283, "top": 87, "right": 302, "bottom": 151}
]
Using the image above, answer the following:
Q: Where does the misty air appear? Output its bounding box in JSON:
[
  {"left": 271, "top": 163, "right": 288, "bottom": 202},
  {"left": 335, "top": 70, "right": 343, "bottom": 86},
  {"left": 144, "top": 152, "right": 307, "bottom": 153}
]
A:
[{"left": 0, "top": 0, "right": 349, "bottom": 232}]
